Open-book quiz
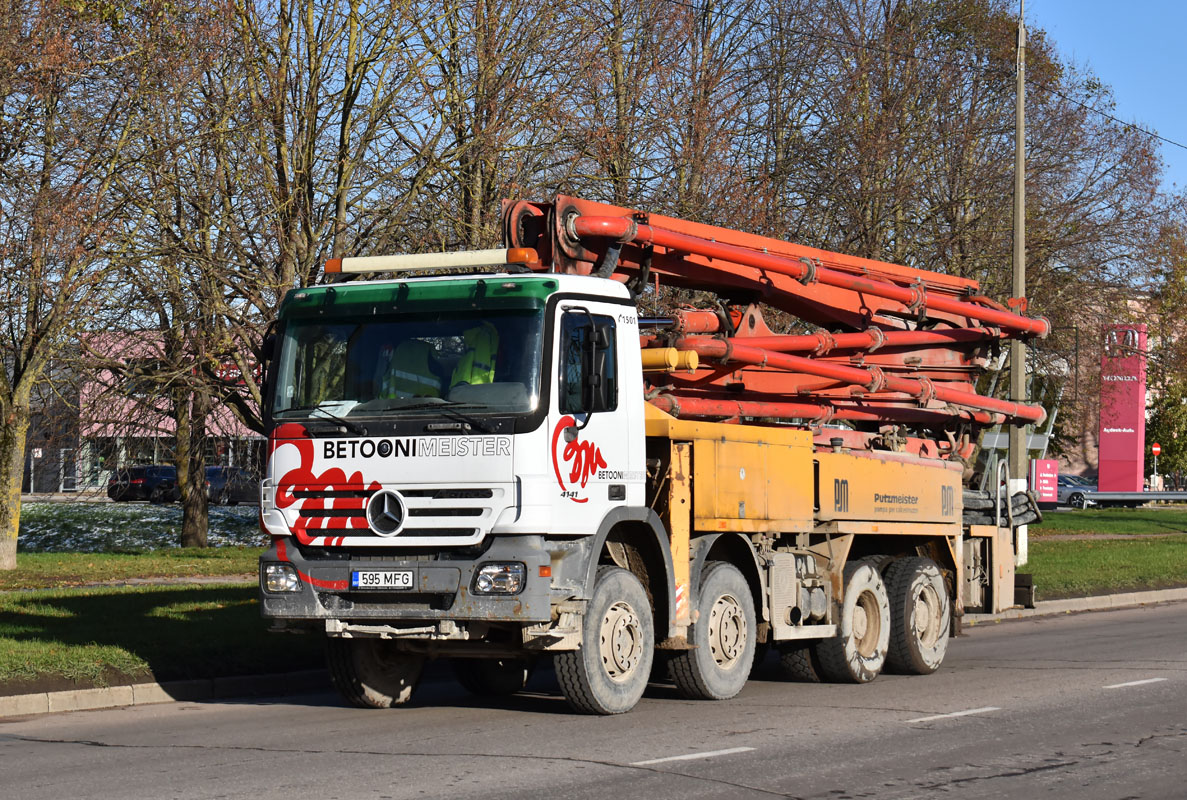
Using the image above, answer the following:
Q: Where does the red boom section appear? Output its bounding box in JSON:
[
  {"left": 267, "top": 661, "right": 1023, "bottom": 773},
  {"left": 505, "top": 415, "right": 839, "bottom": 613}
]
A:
[{"left": 504, "top": 195, "right": 1046, "bottom": 454}]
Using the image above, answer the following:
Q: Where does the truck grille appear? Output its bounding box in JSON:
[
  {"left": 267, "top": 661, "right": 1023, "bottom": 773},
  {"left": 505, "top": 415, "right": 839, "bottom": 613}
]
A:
[{"left": 289, "top": 485, "right": 503, "bottom": 545}]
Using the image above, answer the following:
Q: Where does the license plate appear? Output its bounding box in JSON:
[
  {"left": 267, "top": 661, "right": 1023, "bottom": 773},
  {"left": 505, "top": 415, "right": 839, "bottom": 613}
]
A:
[{"left": 351, "top": 569, "right": 414, "bottom": 590}]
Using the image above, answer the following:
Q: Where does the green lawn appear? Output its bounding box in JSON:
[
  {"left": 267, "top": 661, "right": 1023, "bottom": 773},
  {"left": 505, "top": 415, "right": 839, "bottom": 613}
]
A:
[
  {"left": 1036, "top": 507, "right": 1187, "bottom": 535},
  {"left": 0, "top": 548, "right": 261, "bottom": 591},
  {"left": 0, "top": 584, "right": 323, "bottom": 692},
  {"left": 1027, "top": 534, "right": 1187, "bottom": 599}
]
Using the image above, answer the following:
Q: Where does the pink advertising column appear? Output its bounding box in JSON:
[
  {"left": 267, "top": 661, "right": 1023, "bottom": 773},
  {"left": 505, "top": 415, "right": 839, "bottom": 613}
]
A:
[{"left": 1098, "top": 324, "right": 1147, "bottom": 491}]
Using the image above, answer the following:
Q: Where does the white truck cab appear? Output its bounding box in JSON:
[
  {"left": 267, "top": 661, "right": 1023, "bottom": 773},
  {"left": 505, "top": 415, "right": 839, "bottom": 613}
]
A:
[{"left": 259, "top": 272, "right": 656, "bottom": 662}]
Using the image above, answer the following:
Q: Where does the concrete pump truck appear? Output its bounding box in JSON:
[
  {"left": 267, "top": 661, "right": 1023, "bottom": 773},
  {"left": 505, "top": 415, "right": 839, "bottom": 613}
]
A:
[{"left": 257, "top": 195, "right": 1044, "bottom": 714}]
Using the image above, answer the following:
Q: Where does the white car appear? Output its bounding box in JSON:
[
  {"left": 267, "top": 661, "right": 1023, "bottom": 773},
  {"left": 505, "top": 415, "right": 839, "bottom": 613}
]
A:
[{"left": 1056, "top": 474, "right": 1097, "bottom": 508}]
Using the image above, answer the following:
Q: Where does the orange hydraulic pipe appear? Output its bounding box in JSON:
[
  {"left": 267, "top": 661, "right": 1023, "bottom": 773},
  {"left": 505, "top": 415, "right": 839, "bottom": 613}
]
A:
[
  {"left": 732, "top": 327, "right": 999, "bottom": 354},
  {"left": 648, "top": 395, "right": 1000, "bottom": 426},
  {"left": 573, "top": 216, "right": 1050, "bottom": 337},
  {"left": 678, "top": 337, "right": 1046, "bottom": 424}
]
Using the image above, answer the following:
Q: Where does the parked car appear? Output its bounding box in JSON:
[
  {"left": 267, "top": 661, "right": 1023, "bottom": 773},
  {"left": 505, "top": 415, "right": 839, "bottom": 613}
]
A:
[
  {"left": 1057, "top": 474, "right": 1097, "bottom": 508},
  {"left": 205, "top": 466, "right": 258, "bottom": 506},
  {"left": 107, "top": 465, "right": 179, "bottom": 503}
]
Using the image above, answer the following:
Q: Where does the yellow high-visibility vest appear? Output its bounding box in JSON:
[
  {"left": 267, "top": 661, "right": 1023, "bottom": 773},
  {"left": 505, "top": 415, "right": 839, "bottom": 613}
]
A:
[
  {"left": 450, "top": 322, "right": 498, "bottom": 388},
  {"left": 380, "top": 340, "right": 441, "bottom": 398}
]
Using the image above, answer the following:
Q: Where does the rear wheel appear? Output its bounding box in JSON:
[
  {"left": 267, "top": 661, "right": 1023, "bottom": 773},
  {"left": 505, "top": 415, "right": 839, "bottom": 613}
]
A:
[
  {"left": 555, "top": 566, "right": 654, "bottom": 715},
  {"left": 816, "top": 560, "right": 890, "bottom": 683},
  {"left": 327, "top": 637, "right": 424, "bottom": 708},
  {"left": 884, "top": 557, "right": 950, "bottom": 675},
  {"left": 670, "top": 562, "right": 755, "bottom": 700},
  {"left": 452, "top": 657, "right": 533, "bottom": 697}
]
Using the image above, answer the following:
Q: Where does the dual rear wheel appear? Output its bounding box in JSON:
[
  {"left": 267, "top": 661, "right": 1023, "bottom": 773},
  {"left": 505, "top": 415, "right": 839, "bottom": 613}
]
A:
[{"left": 783, "top": 556, "right": 949, "bottom": 683}]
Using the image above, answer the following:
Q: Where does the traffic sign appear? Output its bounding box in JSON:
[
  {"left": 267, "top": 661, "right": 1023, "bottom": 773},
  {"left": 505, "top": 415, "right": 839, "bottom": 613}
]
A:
[{"left": 1152, "top": 443, "right": 1162, "bottom": 456}]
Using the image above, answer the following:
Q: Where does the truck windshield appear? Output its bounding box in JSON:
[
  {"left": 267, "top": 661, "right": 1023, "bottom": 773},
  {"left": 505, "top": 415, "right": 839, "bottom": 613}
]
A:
[{"left": 272, "top": 308, "right": 544, "bottom": 419}]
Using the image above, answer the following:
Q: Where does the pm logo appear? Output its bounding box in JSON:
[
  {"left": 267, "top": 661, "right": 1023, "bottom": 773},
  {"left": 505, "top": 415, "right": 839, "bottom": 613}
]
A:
[
  {"left": 941, "top": 485, "right": 955, "bottom": 517},
  {"left": 551, "top": 416, "right": 607, "bottom": 504},
  {"left": 834, "top": 479, "right": 849, "bottom": 513}
]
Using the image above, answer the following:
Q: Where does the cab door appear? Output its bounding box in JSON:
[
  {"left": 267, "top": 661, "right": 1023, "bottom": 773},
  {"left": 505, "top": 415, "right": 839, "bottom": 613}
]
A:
[{"left": 546, "top": 303, "right": 631, "bottom": 533}]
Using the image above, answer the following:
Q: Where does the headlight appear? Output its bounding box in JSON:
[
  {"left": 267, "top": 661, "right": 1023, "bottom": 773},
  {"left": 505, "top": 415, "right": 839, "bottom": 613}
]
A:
[
  {"left": 472, "top": 562, "right": 525, "bottom": 595},
  {"left": 263, "top": 563, "right": 301, "bottom": 593}
]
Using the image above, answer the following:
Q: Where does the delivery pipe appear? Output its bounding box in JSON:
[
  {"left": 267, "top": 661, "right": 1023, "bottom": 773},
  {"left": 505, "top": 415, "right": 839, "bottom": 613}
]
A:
[
  {"left": 572, "top": 215, "right": 1050, "bottom": 338},
  {"left": 677, "top": 337, "right": 1046, "bottom": 424}
]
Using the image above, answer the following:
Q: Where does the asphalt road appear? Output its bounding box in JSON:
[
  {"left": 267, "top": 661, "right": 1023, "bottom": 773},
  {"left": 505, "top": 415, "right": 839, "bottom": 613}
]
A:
[{"left": 3, "top": 604, "right": 1184, "bottom": 800}]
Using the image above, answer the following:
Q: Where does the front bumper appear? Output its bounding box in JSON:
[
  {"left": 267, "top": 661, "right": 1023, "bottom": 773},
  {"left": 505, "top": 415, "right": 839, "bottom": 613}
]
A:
[{"left": 259, "top": 535, "right": 554, "bottom": 624}]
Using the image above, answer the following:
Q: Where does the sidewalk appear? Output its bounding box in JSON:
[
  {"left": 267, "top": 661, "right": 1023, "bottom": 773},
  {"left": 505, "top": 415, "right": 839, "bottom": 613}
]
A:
[
  {"left": 3, "top": 586, "right": 1184, "bottom": 719},
  {"left": 963, "top": 586, "right": 1187, "bottom": 624}
]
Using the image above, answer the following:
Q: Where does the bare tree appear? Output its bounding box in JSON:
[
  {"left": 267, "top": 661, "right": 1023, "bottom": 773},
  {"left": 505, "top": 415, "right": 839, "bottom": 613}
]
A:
[{"left": 0, "top": 2, "right": 161, "bottom": 568}]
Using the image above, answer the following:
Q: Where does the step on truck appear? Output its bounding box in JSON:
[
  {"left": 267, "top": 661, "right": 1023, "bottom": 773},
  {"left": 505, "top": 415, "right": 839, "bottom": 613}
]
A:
[{"left": 258, "top": 195, "right": 1045, "bottom": 714}]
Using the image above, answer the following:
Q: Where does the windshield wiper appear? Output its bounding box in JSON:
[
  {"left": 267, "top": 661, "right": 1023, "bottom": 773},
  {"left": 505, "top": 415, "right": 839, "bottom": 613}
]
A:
[
  {"left": 278, "top": 404, "right": 369, "bottom": 437},
  {"left": 385, "top": 400, "right": 492, "bottom": 433}
]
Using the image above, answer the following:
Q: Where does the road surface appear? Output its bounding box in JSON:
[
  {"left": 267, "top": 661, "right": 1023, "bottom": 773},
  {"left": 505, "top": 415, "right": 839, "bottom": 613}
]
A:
[{"left": 3, "top": 604, "right": 1184, "bottom": 799}]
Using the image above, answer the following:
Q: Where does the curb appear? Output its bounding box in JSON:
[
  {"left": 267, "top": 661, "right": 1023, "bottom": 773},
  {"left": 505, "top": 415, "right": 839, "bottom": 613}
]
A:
[
  {"left": 0, "top": 669, "right": 330, "bottom": 719},
  {"left": 964, "top": 586, "right": 1187, "bottom": 625}
]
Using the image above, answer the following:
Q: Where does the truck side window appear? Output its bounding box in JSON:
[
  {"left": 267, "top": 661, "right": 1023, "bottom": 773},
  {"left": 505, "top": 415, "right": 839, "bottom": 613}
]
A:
[{"left": 559, "top": 311, "right": 617, "bottom": 415}]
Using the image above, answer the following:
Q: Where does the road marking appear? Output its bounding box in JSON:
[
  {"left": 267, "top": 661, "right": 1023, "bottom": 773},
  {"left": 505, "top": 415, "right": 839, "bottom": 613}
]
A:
[
  {"left": 1103, "top": 678, "right": 1168, "bottom": 689},
  {"left": 906, "top": 706, "right": 1000, "bottom": 724},
  {"left": 632, "top": 747, "right": 755, "bottom": 766}
]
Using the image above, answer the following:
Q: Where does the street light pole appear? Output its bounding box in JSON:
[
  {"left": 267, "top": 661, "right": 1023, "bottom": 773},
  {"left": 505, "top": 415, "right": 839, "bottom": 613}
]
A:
[{"left": 1009, "top": 1, "right": 1029, "bottom": 565}]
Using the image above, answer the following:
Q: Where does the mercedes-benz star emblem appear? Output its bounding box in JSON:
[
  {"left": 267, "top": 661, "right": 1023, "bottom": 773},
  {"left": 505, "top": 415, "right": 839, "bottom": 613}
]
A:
[{"left": 366, "top": 490, "right": 406, "bottom": 536}]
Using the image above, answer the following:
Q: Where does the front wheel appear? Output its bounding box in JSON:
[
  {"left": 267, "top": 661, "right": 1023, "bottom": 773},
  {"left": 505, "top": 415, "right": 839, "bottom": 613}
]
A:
[
  {"left": 555, "top": 566, "right": 654, "bottom": 715},
  {"left": 883, "top": 557, "right": 950, "bottom": 675},
  {"left": 670, "top": 562, "right": 756, "bottom": 700},
  {"left": 326, "top": 637, "right": 424, "bottom": 708},
  {"left": 816, "top": 560, "right": 890, "bottom": 683},
  {"left": 1069, "top": 492, "right": 1087, "bottom": 509}
]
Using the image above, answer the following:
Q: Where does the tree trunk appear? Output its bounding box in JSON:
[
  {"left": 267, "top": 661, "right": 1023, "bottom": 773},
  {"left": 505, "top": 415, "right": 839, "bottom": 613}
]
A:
[
  {"left": 0, "top": 402, "right": 30, "bottom": 570},
  {"left": 177, "top": 387, "right": 211, "bottom": 549}
]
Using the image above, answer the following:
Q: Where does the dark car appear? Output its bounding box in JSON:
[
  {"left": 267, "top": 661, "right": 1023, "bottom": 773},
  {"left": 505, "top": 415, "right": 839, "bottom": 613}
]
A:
[
  {"left": 107, "top": 465, "right": 179, "bottom": 503},
  {"left": 205, "top": 466, "right": 258, "bottom": 506}
]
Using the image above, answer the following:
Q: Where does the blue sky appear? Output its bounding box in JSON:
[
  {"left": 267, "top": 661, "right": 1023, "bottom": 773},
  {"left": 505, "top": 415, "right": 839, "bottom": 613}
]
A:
[{"left": 1029, "top": 1, "right": 1187, "bottom": 194}]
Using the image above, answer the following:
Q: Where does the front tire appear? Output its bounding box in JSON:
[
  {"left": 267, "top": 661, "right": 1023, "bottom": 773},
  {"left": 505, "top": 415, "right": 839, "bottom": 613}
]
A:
[
  {"left": 884, "top": 557, "right": 950, "bottom": 675},
  {"left": 327, "top": 637, "right": 424, "bottom": 708},
  {"left": 555, "top": 566, "right": 654, "bottom": 715},
  {"left": 816, "top": 560, "right": 890, "bottom": 683},
  {"left": 670, "top": 562, "right": 756, "bottom": 700}
]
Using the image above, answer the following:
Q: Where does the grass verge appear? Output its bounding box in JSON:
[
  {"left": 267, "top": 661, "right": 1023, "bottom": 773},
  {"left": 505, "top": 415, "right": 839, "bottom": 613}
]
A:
[
  {"left": 1036, "top": 507, "right": 1187, "bottom": 535},
  {"left": 0, "top": 584, "right": 322, "bottom": 695},
  {"left": 0, "top": 548, "right": 261, "bottom": 591},
  {"left": 1028, "top": 534, "right": 1187, "bottom": 599}
]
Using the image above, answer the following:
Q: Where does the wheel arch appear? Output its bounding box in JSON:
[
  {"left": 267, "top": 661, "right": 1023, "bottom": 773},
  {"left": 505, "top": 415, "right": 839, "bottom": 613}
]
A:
[
  {"left": 585, "top": 507, "right": 677, "bottom": 639},
  {"left": 690, "top": 532, "right": 766, "bottom": 627}
]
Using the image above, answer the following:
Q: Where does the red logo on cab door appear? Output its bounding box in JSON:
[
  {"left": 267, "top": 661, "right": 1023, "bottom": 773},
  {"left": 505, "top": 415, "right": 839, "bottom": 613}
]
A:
[{"left": 551, "top": 415, "right": 607, "bottom": 504}]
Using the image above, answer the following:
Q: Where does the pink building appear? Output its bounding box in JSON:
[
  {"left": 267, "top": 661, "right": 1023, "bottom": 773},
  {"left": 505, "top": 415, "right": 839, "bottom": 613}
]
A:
[{"left": 77, "top": 331, "right": 263, "bottom": 489}]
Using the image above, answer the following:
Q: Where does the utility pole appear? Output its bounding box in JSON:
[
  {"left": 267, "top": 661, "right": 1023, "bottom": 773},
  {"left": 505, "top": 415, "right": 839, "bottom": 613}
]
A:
[{"left": 1010, "top": 1, "right": 1029, "bottom": 566}]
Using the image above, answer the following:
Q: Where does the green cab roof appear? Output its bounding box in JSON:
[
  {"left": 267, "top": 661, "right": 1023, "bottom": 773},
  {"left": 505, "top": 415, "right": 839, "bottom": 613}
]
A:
[{"left": 279, "top": 274, "right": 560, "bottom": 318}]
